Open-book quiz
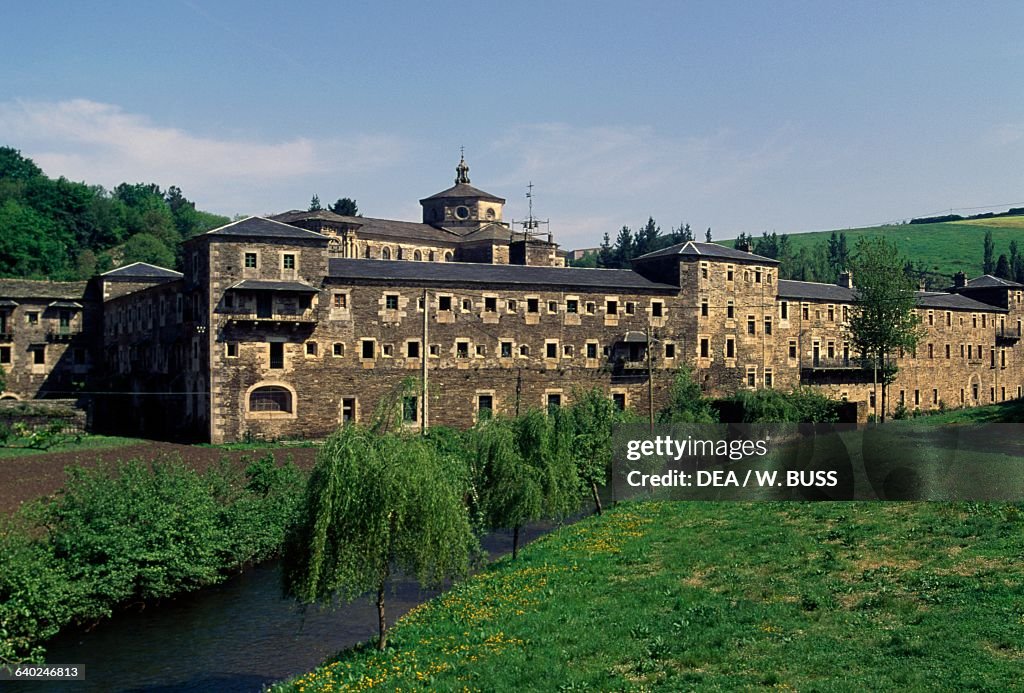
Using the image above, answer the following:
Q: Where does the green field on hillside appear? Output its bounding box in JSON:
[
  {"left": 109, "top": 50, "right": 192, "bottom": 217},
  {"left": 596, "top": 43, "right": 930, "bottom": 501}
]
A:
[
  {"left": 723, "top": 220, "right": 1024, "bottom": 281},
  {"left": 272, "top": 501, "right": 1024, "bottom": 691}
]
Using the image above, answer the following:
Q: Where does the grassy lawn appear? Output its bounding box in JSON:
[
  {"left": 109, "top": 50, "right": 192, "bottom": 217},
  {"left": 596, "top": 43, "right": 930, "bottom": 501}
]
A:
[
  {"left": 909, "top": 399, "right": 1024, "bottom": 425},
  {"left": 271, "top": 501, "right": 1024, "bottom": 691},
  {"left": 0, "top": 434, "right": 145, "bottom": 458}
]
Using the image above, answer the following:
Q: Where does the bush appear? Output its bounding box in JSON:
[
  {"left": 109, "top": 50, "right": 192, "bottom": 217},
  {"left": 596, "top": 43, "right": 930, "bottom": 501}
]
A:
[{"left": 728, "top": 388, "right": 841, "bottom": 423}]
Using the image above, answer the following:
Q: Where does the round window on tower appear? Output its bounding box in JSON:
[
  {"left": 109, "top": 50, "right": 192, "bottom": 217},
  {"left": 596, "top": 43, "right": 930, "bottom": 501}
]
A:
[
  {"left": 454, "top": 205, "right": 470, "bottom": 220},
  {"left": 485, "top": 208, "right": 496, "bottom": 220}
]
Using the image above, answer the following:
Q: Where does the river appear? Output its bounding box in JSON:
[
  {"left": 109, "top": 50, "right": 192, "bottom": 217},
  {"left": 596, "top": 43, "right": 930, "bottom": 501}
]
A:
[{"left": 22, "top": 524, "right": 555, "bottom": 692}]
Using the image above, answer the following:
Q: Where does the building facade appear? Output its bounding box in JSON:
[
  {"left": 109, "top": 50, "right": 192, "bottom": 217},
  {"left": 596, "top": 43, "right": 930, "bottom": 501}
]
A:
[{"left": 1, "top": 159, "right": 1022, "bottom": 442}]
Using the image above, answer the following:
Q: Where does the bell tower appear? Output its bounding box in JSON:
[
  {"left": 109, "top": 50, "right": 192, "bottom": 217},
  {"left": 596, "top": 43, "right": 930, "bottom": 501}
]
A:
[{"left": 420, "top": 151, "right": 506, "bottom": 230}]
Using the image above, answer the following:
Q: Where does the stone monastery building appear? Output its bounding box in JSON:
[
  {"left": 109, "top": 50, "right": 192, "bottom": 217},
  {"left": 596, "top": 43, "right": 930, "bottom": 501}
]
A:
[{"left": 1, "top": 157, "right": 1023, "bottom": 443}]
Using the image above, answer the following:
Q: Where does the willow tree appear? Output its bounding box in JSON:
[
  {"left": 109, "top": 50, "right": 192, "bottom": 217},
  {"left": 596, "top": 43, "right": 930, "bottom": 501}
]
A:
[
  {"left": 281, "top": 426, "right": 475, "bottom": 650},
  {"left": 566, "top": 390, "right": 624, "bottom": 515},
  {"left": 475, "top": 410, "right": 579, "bottom": 558}
]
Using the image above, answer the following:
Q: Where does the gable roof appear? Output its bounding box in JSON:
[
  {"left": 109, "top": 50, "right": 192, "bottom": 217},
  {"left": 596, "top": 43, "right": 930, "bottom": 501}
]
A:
[
  {"left": 0, "top": 279, "right": 88, "bottom": 301},
  {"left": 202, "top": 216, "right": 330, "bottom": 241},
  {"left": 950, "top": 274, "right": 1024, "bottom": 290},
  {"left": 633, "top": 241, "right": 779, "bottom": 265},
  {"left": 100, "top": 262, "right": 183, "bottom": 279},
  {"left": 915, "top": 291, "right": 1007, "bottom": 312},
  {"left": 327, "top": 259, "right": 677, "bottom": 291},
  {"left": 420, "top": 182, "right": 505, "bottom": 203},
  {"left": 777, "top": 279, "right": 854, "bottom": 302}
]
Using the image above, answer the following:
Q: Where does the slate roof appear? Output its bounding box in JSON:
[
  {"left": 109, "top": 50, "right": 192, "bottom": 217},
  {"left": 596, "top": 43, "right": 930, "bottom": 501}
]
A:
[
  {"left": 915, "top": 291, "right": 1006, "bottom": 312},
  {"left": 327, "top": 259, "right": 677, "bottom": 291},
  {"left": 633, "top": 241, "right": 779, "bottom": 265},
  {"left": 100, "top": 262, "right": 183, "bottom": 279},
  {"left": 0, "top": 279, "right": 88, "bottom": 301},
  {"left": 777, "top": 279, "right": 1005, "bottom": 312},
  {"left": 777, "top": 279, "right": 854, "bottom": 302},
  {"left": 203, "top": 216, "right": 330, "bottom": 241},
  {"left": 269, "top": 210, "right": 465, "bottom": 244},
  {"left": 227, "top": 280, "right": 320, "bottom": 294},
  {"left": 948, "top": 274, "right": 1024, "bottom": 290},
  {"left": 270, "top": 209, "right": 354, "bottom": 224},
  {"left": 420, "top": 182, "right": 505, "bottom": 203}
]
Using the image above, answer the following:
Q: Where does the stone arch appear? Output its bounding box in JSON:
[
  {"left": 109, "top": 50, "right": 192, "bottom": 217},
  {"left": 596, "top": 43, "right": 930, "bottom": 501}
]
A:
[
  {"left": 382, "top": 246, "right": 392, "bottom": 260},
  {"left": 245, "top": 381, "right": 298, "bottom": 419}
]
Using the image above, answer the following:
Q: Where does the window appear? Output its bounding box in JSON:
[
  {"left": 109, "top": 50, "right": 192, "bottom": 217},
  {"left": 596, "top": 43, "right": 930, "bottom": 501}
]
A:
[
  {"left": 519, "top": 345, "right": 530, "bottom": 356},
  {"left": 802, "top": 305, "right": 809, "bottom": 320},
  {"left": 567, "top": 299, "right": 579, "bottom": 314},
  {"left": 382, "top": 247, "right": 391, "bottom": 260},
  {"left": 606, "top": 300, "right": 618, "bottom": 315},
  {"left": 701, "top": 264, "right": 709, "bottom": 280},
  {"left": 456, "top": 341, "right": 469, "bottom": 358},
  {"left": 485, "top": 297, "right": 497, "bottom": 312},
  {"left": 430, "top": 344, "right": 440, "bottom": 356},
  {"left": 500, "top": 341, "right": 513, "bottom": 358},
  {"left": 403, "top": 396, "right": 418, "bottom": 423},
  {"left": 385, "top": 294, "right": 399, "bottom": 310},
  {"left": 306, "top": 341, "right": 318, "bottom": 356},
  {"left": 764, "top": 317, "right": 772, "bottom": 335},
  {"left": 843, "top": 306, "right": 848, "bottom": 322},
  {"left": 546, "top": 342, "right": 558, "bottom": 359},
  {"left": 701, "top": 299, "right": 709, "bottom": 317},
  {"left": 726, "top": 337, "right": 735, "bottom": 358},
  {"left": 269, "top": 342, "right": 284, "bottom": 369},
  {"left": 507, "top": 299, "right": 518, "bottom": 312},
  {"left": 361, "top": 339, "right": 375, "bottom": 359},
  {"left": 972, "top": 383, "right": 979, "bottom": 401},
  {"left": 333, "top": 293, "right": 348, "bottom": 309},
  {"left": 462, "top": 299, "right": 472, "bottom": 311},
  {"left": 26, "top": 312, "right": 38, "bottom": 325},
  {"left": 789, "top": 340, "right": 797, "bottom": 359},
  {"left": 250, "top": 386, "right": 291, "bottom": 413},
  {"left": 746, "top": 367, "right": 756, "bottom": 387},
  {"left": 755, "top": 269, "right": 762, "bottom": 283},
  {"left": 562, "top": 344, "right": 573, "bottom": 357},
  {"left": 827, "top": 306, "right": 834, "bottom": 321},
  {"left": 413, "top": 250, "right": 422, "bottom": 261},
  {"left": 0, "top": 345, "right": 9, "bottom": 364},
  {"left": 382, "top": 344, "right": 394, "bottom": 357},
  {"left": 726, "top": 266, "right": 734, "bottom": 282},
  {"left": 764, "top": 369, "right": 773, "bottom": 389},
  {"left": 700, "top": 338, "right": 710, "bottom": 358},
  {"left": 665, "top": 343, "right": 675, "bottom": 358},
  {"left": 439, "top": 296, "right": 452, "bottom": 311},
  {"left": 747, "top": 316, "right": 756, "bottom": 335},
  {"left": 928, "top": 344, "right": 933, "bottom": 359},
  {"left": 548, "top": 300, "right": 558, "bottom": 313},
  {"left": 546, "top": 393, "right": 562, "bottom": 413},
  {"left": 477, "top": 395, "right": 493, "bottom": 420},
  {"left": 333, "top": 342, "right": 345, "bottom": 357},
  {"left": 586, "top": 342, "right": 598, "bottom": 359},
  {"left": 914, "top": 390, "right": 920, "bottom": 406},
  {"left": 933, "top": 389, "right": 939, "bottom": 404},
  {"left": 727, "top": 301, "right": 734, "bottom": 320},
  {"left": 928, "top": 311, "right": 934, "bottom": 326},
  {"left": 612, "top": 393, "right": 626, "bottom": 410},
  {"left": 625, "top": 302, "right": 635, "bottom": 315},
  {"left": 945, "top": 344, "right": 950, "bottom": 359},
  {"left": 225, "top": 342, "right": 238, "bottom": 358},
  {"left": 780, "top": 302, "right": 788, "bottom": 320},
  {"left": 476, "top": 344, "right": 486, "bottom": 357},
  {"left": 527, "top": 298, "right": 539, "bottom": 313},
  {"left": 586, "top": 302, "right": 596, "bottom": 314},
  {"left": 283, "top": 254, "right": 296, "bottom": 270},
  {"left": 827, "top": 342, "right": 835, "bottom": 359},
  {"left": 946, "top": 312, "right": 952, "bottom": 326},
  {"left": 244, "top": 252, "right": 258, "bottom": 268},
  {"left": 341, "top": 398, "right": 357, "bottom": 423},
  {"left": 407, "top": 340, "right": 420, "bottom": 358}
]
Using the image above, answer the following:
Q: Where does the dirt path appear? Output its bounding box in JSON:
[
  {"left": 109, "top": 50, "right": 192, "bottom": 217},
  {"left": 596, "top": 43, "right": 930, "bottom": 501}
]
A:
[{"left": 0, "top": 442, "right": 318, "bottom": 517}]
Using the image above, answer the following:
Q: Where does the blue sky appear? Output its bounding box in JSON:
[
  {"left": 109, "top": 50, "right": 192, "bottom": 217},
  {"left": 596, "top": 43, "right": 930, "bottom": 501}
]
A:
[{"left": 2, "top": 1, "right": 1022, "bottom": 248}]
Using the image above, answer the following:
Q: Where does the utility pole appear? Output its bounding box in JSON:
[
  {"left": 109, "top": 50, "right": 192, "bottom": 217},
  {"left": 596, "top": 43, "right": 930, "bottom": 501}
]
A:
[
  {"left": 421, "top": 289, "right": 428, "bottom": 434},
  {"left": 647, "top": 325, "right": 655, "bottom": 432}
]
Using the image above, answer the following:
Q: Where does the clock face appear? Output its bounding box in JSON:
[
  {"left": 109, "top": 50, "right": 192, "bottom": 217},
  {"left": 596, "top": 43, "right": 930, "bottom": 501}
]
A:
[{"left": 454, "top": 205, "right": 470, "bottom": 220}]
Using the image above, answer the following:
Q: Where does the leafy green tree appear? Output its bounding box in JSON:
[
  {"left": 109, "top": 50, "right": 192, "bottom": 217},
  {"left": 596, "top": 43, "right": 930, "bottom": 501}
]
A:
[
  {"left": 983, "top": 230, "right": 995, "bottom": 274},
  {"left": 329, "top": 197, "right": 359, "bottom": 216},
  {"left": 475, "top": 410, "right": 579, "bottom": 558},
  {"left": 705, "top": 227, "right": 712, "bottom": 242},
  {"left": 308, "top": 194, "right": 322, "bottom": 211},
  {"left": 0, "top": 200, "right": 66, "bottom": 277},
  {"left": 566, "top": 390, "right": 624, "bottom": 514},
  {"left": 121, "top": 233, "right": 175, "bottom": 268},
  {"left": 660, "top": 366, "right": 718, "bottom": 423},
  {"left": 847, "top": 237, "right": 924, "bottom": 421},
  {"left": 0, "top": 147, "right": 43, "bottom": 182},
  {"left": 281, "top": 426, "right": 474, "bottom": 650},
  {"left": 995, "top": 254, "right": 1012, "bottom": 280}
]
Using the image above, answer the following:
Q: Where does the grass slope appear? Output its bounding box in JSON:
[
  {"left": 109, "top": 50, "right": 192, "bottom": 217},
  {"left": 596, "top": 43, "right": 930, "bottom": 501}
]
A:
[
  {"left": 723, "top": 220, "right": 1024, "bottom": 280},
  {"left": 272, "top": 501, "right": 1024, "bottom": 691}
]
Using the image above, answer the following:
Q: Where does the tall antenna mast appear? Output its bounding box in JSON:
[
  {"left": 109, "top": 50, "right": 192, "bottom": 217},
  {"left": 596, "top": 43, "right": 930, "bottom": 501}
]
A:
[{"left": 513, "top": 181, "right": 550, "bottom": 242}]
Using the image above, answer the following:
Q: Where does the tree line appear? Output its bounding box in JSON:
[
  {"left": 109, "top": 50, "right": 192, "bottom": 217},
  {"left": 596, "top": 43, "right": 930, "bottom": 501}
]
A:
[
  {"left": 0, "top": 147, "right": 229, "bottom": 279},
  {"left": 982, "top": 230, "right": 1024, "bottom": 283}
]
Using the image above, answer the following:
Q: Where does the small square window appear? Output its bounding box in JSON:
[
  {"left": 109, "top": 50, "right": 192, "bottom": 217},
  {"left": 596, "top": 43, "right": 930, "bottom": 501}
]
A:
[
  {"left": 439, "top": 296, "right": 452, "bottom": 311},
  {"left": 546, "top": 393, "right": 562, "bottom": 412},
  {"left": 333, "top": 342, "right": 345, "bottom": 357},
  {"left": 586, "top": 342, "right": 598, "bottom": 359},
  {"left": 462, "top": 299, "right": 472, "bottom": 311},
  {"left": 361, "top": 340, "right": 375, "bottom": 359},
  {"left": 563, "top": 344, "right": 574, "bottom": 357},
  {"left": 665, "top": 343, "right": 675, "bottom": 358},
  {"left": 652, "top": 301, "right": 663, "bottom": 317},
  {"left": 507, "top": 299, "right": 518, "bottom": 312},
  {"left": 548, "top": 301, "right": 558, "bottom": 313},
  {"left": 485, "top": 297, "right": 497, "bottom": 312},
  {"left": 26, "top": 312, "right": 38, "bottom": 325},
  {"left": 519, "top": 345, "right": 530, "bottom": 356},
  {"left": 382, "top": 344, "right": 394, "bottom": 357},
  {"left": 612, "top": 393, "right": 626, "bottom": 410},
  {"left": 625, "top": 302, "right": 635, "bottom": 315},
  {"left": 306, "top": 341, "right": 318, "bottom": 356},
  {"left": 500, "top": 341, "right": 513, "bottom": 358},
  {"left": 430, "top": 344, "right": 440, "bottom": 356},
  {"left": 546, "top": 342, "right": 558, "bottom": 359},
  {"left": 476, "top": 344, "right": 486, "bottom": 357},
  {"left": 606, "top": 300, "right": 618, "bottom": 315},
  {"left": 566, "top": 299, "right": 579, "bottom": 314},
  {"left": 586, "top": 302, "right": 596, "bottom": 314},
  {"left": 407, "top": 341, "right": 420, "bottom": 358},
  {"left": 226, "top": 343, "right": 238, "bottom": 358},
  {"left": 0, "top": 346, "right": 11, "bottom": 364},
  {"left": 244, "top": 252, "right": 258, "bottom": 268},
  {"left": 477, "top": 395, "right": 493, "bottom": 419},
  {"left": 527, "top": 298, "right": 539, "bottom": 313},
  {"left": 283, "top": 254, "right": 296, "bottom": 270},
  {"left": 456, "top": 341, "right": 469, "bottom": 358},
  {"left": 385, "top": 294, "right": 399, "bottom": 310},
  {"left": 333, "top": 293, "right": 348, "bottom": 308}
]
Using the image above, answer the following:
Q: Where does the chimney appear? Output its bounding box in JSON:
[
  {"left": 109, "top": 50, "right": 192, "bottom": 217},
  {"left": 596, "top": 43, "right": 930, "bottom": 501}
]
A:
[
  {"left": 837, "top": 271, "right": 853, "bottom": 289},
  {"left": 953, "top": 271, "right": 967, "bottom": 289},
  {"left": 918, "top": 280, "right": 927, "bottom": 292}
]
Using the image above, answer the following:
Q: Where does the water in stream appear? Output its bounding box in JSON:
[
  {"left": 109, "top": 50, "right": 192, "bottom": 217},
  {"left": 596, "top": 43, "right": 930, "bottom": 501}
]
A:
[{"left": 24, "top": 525, "right": 553, "bottom": 692}]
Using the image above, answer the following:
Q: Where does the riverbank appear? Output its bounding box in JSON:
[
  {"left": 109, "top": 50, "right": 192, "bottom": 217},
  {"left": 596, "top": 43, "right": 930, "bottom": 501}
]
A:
[{"left": 272, "top": 500, "right": 1024, "bottom": 691}]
